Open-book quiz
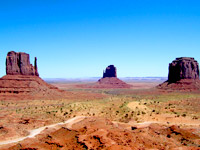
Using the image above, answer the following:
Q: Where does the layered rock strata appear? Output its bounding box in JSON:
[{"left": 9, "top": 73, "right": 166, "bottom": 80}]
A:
[
  {"left": 78, "top": 65, "right": 131, "bottom": 89},
  {"left": 6, "top": 51, "right": 39, "bottom": 76},
  {"left": 97, "top": 65, "right": 131, "bottom": 88},
  {"left": 0, "top": 51, "right": 64, "bottom": 100},
  {"left": 157, "top": 57, "right": 200, "bottom": 91},
  {"left": 168, "top": 57, "right": 199, "bottom": 83},
  {"left": 103, "top": 65, "right": 117, "bottom": 78}
]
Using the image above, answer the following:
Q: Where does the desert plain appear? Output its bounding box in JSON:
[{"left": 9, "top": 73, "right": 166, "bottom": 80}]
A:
[{"left": 0, "top": 79, "right": 200, "bottom": 150}]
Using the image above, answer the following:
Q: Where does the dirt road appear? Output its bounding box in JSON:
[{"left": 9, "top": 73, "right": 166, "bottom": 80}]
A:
[{"left": 0, "top": 116, "right": 86, "bottom": 146}]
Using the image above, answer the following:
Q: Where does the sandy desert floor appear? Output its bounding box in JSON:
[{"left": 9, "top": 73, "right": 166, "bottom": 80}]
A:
[{"left": 0, "top": 81, "right": 200, "bottom": 149}]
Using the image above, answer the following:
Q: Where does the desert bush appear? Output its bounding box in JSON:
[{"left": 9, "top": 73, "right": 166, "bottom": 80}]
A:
[
  {"left": 182, "top": 114, "right": 186, "bottom": 117},
  {"left": 192, "top": 116, "right": 198, "bottom": 120},
  {"left": 142, "top": 111, "right": 146, "bottom": 115},
  {"left": 137, "top": 111, "right": 140, "bottom": 115}
]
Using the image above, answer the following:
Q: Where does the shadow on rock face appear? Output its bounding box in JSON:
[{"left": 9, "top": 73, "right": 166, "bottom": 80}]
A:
[{"left": 157, "top": 57, "right": 200, "bottom": 91}]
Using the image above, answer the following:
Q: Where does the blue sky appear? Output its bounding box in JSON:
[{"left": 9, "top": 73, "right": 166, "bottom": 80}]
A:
[{"left": 0, "top": 0, "right": 200, "bottom": 78}]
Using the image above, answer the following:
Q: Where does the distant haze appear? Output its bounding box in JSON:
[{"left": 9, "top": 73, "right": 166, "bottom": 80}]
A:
[{"left": 44, "top": 77, "right": 167, "bottom": 84}]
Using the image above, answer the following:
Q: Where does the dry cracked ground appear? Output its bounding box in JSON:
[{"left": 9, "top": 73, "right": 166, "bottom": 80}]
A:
[{"left": 0, "top": 81, "right": 200, "bottom": 149}]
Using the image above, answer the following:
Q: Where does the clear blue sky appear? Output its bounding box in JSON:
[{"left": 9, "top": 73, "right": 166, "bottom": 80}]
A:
[{"left": 0, "top": 0, "right": 200, "bottom": 78}]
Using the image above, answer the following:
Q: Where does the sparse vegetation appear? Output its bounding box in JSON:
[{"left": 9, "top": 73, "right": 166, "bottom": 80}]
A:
[{"left": 0, "top": 85, "right": 200, "bottom": 146}]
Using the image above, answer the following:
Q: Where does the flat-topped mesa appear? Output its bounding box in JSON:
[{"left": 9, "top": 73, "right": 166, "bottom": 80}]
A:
[
  {"left": 168, "top": 57, "right": 199, "bottom": 83},
  {"left": 6, "top": 51, "right": 39, "bottom": 76},
  {"left": 157, "top": 57, "right": 200, "bottom": 91},
  {"left": 103, "top": 65, "right": 117, "bottom": 78}
]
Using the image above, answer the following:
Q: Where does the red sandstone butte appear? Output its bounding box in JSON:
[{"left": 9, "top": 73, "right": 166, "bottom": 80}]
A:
[
  {"left": 77, "top": 65, "right": 132, "bottom": 89},
  {"left": 0, "top": 51, "right": 66, "bottom": 100},
  {"left": 98, "top": 65, "right": 132, "bottom": 88},
  {"left": 157, "top": 57, "right": 200, "bottom": 91},
  {"left": 103, "top": 65, "right": 117, "bottom": 78},
  {"left": 6, "top": 51, "right": 39, "bottom": 76}
]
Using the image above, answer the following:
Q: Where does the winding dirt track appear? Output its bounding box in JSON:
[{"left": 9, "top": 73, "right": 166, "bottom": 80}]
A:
[
  {"left": 0, "top": 116, "right": 86, "bottom": 146},
  {"left": 1, "top": 115, "right": 199, "bottom": 147}
]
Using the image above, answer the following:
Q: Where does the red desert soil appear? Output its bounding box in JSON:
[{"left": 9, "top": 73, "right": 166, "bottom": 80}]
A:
[
  {"left": 52, "top": 81, "right": 161, "bottom": 90},
  {"left": 76, "top": 77, "right": 132, "bottom": 89},
  {"left": 0, "top": 75, "right": 105, "bottom": 100},
  {"left": 157, "top": 79, "right": 200, "bottom": 91},
  {"left": 2, "top": 117, "right": 200, "bottom": 150}
]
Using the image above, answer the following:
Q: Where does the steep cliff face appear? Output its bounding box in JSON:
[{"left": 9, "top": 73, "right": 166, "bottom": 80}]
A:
[
  {"left": 157, "top": 57, "right": 200, "bottom": 91},
  {"left": 103, "top": 65, "right": 117, "bottom": 78},
  {"left": 76, "top": 65, "right": 131, "bottom": 89},
  {"left": 99, "top": 65, "right": 131, "bottom": 88},
  {"left": 6, "top": 51, "right": 39, "bottom": 76},
  {"left": 0, "top": 51, "right": 68, "bottom": 100},
  {"left": 168, "top": 57, "right": 199, "bottom": 83}
]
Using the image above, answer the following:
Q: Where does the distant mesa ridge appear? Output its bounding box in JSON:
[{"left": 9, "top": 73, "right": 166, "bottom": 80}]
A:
[
  {"left": 2, "top": 51, "right": 200, "bottom": 92},
  {"left": 6, "top": 51, "right": 39, "bottom": 76},
  {"left": 157, "top": 57, "right": 200, "bottom": 91}
]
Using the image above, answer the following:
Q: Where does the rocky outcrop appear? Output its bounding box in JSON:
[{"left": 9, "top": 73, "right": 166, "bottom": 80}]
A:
[
  {"left": 98, "top": 65, "right": 132, "bottom": 88},
  {"left": 0, "top": 51, "right": 67, "bottom": 100},
  {"left": 98, "top": 65, "right": 131, "bottom": 88},
  {"left": 103, "top": 65, "right": 117, "bottom": 78},
  {"left": 168, "top": 57, "right": 199, "bottom": 83},
  {"left": 78, "top": 65, "right": 131, "bottom": 89},
  {"left": 6, "top": 117, "right": 200, "bottom": 150},
  {"left": 157, "top": 57, "right": 200, "bottom": 91},
  {"left": 0, "top": 51, "right": 105, "bottom": 100},
  {"left": 6, "top": 51, "right": 39, "bottom": 76},
  {"left": 97, "top": 77, "right": 132, "bottom": 88}
]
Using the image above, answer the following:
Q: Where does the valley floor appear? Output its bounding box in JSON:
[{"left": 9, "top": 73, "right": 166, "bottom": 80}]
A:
[{"left": 0, "top": 81, "right": 200, "bottom": 149}]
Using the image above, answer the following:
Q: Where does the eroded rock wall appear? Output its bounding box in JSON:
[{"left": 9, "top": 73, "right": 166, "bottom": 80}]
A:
[
  {"left": 168, "top": 57, "right": 199, "bottom": 83},
  {"left": 103, "top": 65, "right": 117, "bottom": 78},
  {"left": 6, "top": 51, "right": 39, "bottom": 76}
]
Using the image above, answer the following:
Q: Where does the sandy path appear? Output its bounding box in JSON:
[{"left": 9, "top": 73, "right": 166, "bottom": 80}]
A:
[
  {"left": 0, "top": 116, "right": 86, "bottom": 146},
  {"left": 127, "top": 101, "right": 151, "bottom": 112}
]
